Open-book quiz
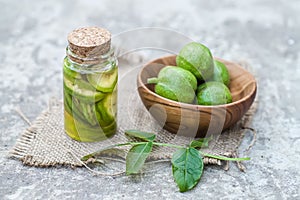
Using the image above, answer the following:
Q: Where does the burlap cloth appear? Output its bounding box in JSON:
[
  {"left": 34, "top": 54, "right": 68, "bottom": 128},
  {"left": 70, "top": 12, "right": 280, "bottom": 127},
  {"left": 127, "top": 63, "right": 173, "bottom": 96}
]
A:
[{"left": 10, "top": 56, "right": 257, "bottom": 172}]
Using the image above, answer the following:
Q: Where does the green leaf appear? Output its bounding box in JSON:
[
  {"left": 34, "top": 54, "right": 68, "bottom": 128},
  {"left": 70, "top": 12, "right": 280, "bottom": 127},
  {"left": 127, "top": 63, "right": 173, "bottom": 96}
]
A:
[
  {"left": 190, "top": 135, "right": 213, "bottom": 148},
  {"left": 125, "top": 130, "right": 156, "bottom": 141},
  {"left": 126, "top": 142, "right": 153, "bottom": 175},
  {"left": 81, "top": 143, "right": 132, "bottom": 161},
  {"left": 171, "top": 147, "right": 204, "bottom": 192}
]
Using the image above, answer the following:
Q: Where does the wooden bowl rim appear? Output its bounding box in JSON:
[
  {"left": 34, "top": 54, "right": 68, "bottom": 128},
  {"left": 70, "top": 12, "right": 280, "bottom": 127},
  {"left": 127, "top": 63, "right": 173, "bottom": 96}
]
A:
[{"left": 138, "top": 55, "right": 257, "bottom": 109}]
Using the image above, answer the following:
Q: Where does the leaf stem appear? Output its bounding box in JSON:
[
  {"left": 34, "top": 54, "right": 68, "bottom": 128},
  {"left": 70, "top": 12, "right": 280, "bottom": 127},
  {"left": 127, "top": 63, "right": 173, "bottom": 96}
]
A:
[
  {"left": 119, "top": 142, "right": 146, "bottom": 146},
  {"left": 200, "top": 152, "right": 250, "bottom": 161},
  {"left": 147, "top": 77, "right": 159, "bottom": 84}
]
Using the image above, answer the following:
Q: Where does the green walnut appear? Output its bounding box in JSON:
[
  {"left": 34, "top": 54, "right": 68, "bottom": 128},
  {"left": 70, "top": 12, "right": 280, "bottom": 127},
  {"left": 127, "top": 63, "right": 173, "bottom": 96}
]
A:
[
  {"left": 209, "top": 60, "right": 230, "bottom": 86},
  {"left": 197, "top": 82, "right": 232, "bottom": 105},
  {"left": 176, "top": 42, "right": 214, "bottom": 81},
  {"left": 147, "top": 66, "right": 197, "bottom": 104}
]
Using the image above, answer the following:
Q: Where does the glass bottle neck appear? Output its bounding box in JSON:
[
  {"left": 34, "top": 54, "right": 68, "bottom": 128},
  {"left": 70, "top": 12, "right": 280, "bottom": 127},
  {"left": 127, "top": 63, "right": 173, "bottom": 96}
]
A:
[
  {"left": 66, "top": 45, "right": 115, "bottom": 65},
  {"left": 66, "top": 46, "right": 117, "bottom": 73}
]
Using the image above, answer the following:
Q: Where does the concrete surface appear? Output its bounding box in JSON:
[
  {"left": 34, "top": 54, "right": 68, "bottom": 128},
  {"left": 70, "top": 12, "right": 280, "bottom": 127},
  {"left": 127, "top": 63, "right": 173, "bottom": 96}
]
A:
[{"left": 1, "top": 0, "right": 300, "bottom": 199}]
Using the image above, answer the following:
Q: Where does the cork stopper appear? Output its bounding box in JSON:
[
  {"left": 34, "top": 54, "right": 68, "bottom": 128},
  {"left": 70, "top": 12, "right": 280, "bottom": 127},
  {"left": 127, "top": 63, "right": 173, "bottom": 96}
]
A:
[{"left": 67, "top": 27, "right": 111, "bottom": 63}]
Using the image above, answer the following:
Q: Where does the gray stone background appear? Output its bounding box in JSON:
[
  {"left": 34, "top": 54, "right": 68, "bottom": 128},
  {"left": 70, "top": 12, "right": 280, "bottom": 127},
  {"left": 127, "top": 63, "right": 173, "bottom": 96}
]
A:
[{"left": 0, "top": 0, "right": 300, "bottom": 199}]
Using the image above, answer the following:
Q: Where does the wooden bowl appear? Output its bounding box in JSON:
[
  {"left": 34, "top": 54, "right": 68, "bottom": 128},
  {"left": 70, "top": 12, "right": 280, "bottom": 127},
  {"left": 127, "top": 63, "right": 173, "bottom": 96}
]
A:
[{"left": 137, "top": 55, "right": 257, "bottom": 138}]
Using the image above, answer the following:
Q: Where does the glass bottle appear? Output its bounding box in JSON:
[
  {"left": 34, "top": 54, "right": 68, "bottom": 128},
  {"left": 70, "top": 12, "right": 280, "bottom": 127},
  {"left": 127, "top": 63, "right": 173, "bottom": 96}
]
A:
[{"left": 63, "top": 27, "right": 117, "bottom": 142}]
